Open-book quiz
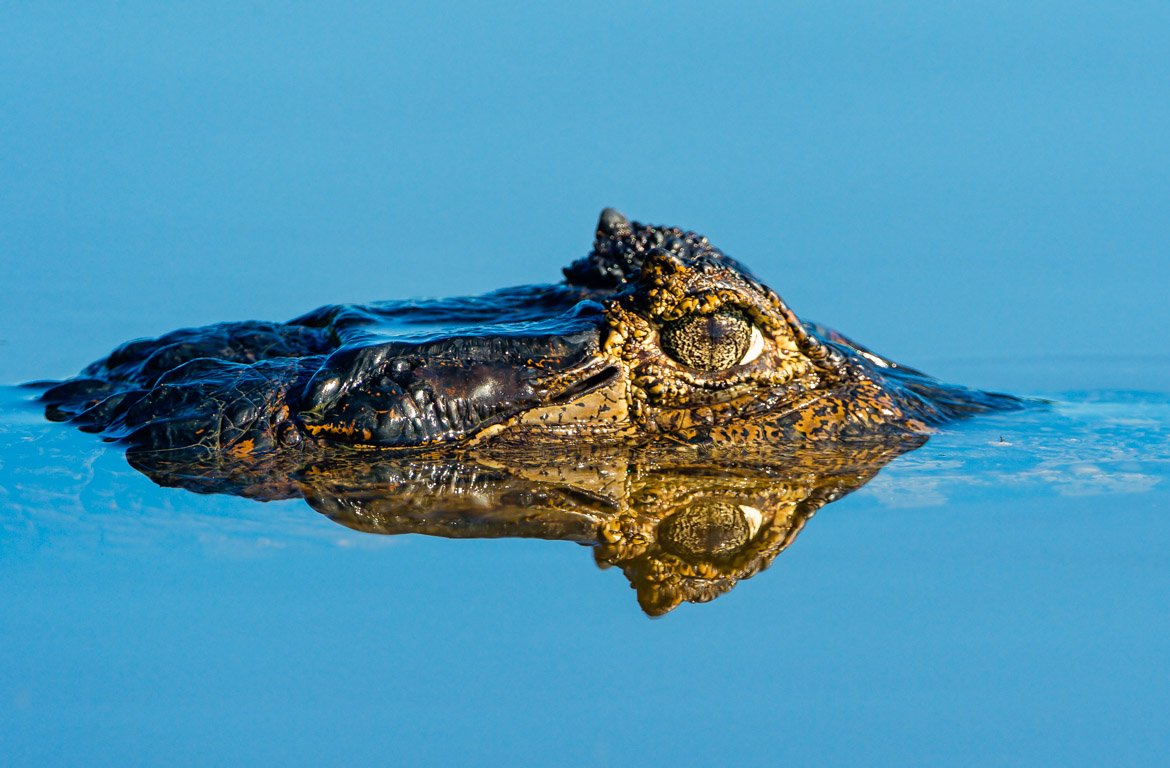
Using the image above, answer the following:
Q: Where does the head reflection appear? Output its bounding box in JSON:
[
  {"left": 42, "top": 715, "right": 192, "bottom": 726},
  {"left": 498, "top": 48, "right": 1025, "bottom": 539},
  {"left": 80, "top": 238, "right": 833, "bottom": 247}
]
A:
[{"left": 129, "top": 438, "right": 923, "bottom": 615}]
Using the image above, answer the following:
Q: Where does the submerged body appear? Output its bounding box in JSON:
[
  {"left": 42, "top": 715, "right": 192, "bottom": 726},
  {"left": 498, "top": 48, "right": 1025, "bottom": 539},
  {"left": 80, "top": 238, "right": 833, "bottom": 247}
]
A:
[{"left": 42, "top": 210, "right": 1021, "bottom": 458}]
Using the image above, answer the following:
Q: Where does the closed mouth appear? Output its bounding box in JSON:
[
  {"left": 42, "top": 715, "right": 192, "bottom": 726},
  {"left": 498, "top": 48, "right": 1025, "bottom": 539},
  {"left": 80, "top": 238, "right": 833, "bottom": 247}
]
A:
[{"left": 546, "top": 364, "right": 622, "bottom": 405}]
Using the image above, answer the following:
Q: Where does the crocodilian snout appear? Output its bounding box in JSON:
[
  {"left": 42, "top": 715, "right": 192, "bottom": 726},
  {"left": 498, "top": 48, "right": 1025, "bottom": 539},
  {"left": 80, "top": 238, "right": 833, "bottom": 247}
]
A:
[{"left": 296, "top": 320, "right": 624, "bottom": 448}]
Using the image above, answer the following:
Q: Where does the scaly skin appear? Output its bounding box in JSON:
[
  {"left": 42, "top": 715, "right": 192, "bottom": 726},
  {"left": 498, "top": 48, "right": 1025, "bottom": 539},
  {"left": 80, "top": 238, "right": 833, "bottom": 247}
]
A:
[
  {"left": 41, "top": 209, "right": 1022, "bottom": 461},
  {"left": 37, "top": 212, "right": 1025, "bottom": 613}
]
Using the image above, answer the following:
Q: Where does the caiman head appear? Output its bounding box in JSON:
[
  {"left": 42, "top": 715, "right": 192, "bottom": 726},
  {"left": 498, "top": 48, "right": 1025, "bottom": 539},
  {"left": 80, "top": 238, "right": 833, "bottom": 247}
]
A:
[
  {"left": 294, "top": 208, "right": 1016, "bottom": 452},
  {"left": 42, "top": 209, "right": 1020, "bottom": 457},
  {"left": 297, "top": 206, "right": 838, "bottom": 449}
]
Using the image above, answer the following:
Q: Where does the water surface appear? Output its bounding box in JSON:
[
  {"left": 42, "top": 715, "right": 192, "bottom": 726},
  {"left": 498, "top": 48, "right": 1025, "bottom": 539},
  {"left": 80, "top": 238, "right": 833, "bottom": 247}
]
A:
[
  {"left": 3, "top": 367, "right": 1169, "bottom": 766},
  {"left": 4, "top": 3, "right": 1170, "bottom": 765}
]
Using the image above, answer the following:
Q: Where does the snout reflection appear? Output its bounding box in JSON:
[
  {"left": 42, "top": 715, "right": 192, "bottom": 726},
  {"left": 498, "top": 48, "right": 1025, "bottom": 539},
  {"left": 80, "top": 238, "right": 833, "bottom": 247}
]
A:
[{"left": 129, "top": 438, "right": 924, "bottom": 615}]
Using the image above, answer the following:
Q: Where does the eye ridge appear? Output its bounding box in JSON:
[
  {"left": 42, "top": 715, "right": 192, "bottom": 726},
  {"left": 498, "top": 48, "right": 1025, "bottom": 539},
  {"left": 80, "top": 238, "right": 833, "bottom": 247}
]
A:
[{"left": 660, "top": 306, "right": 761, "bottom": 371}]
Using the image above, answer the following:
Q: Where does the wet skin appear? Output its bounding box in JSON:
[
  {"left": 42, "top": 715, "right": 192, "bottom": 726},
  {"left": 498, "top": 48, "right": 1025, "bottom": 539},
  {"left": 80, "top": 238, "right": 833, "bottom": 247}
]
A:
[
  {"left": 37, "top": 209, "right": 1024, "bottom": 614},
  {"left": 41, "top": 209, "right": 1022, "bottom": 459}
]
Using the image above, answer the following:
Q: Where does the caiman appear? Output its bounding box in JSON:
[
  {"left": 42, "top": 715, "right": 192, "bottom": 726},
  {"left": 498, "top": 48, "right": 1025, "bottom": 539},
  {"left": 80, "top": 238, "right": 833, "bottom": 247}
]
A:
[
  {"left": 36, "top": 209, "right": 1026, "bottom": 614},
  {"left": 41, "top": 209, "right": 1021, "bottom": 457}
]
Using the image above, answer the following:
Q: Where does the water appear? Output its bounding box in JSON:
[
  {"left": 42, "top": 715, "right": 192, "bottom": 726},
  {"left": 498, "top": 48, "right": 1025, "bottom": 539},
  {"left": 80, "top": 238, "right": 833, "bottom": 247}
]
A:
[
  {"left": 4, "top": 378, "right": 1170, "bottom": 765},
  {"left": 3, "top": 3, "right": 1170, "bottom": 766}
]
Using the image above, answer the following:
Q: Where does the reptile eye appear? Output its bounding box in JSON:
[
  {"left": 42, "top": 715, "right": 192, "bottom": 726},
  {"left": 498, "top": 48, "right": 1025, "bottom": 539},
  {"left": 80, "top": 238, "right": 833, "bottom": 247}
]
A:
[{"left": 660, "top": 306, "right": 764, "bottom": 371}]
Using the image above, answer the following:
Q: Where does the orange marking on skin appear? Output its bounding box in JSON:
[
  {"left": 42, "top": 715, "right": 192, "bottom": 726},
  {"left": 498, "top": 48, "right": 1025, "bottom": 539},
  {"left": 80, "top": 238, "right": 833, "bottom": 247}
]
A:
[
  {"left": 304, "top": 423, "right": 359, "bottom": 438},
  {"left": 228, "top": 439, "right": 256, "bottom": 458}
]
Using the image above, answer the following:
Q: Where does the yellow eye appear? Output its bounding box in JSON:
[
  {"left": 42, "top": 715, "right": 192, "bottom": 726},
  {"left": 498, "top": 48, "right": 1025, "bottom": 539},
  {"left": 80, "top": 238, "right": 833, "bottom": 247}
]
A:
[{"left": 660, "top": 306, "right": 764, "bottom": 371}]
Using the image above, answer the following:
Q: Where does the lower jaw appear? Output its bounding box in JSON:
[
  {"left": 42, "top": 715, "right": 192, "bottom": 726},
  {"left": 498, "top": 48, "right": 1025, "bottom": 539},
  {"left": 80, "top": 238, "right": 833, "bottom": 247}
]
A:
[{"left": 470, "top": 420, "right": 640, "bottom": 450}]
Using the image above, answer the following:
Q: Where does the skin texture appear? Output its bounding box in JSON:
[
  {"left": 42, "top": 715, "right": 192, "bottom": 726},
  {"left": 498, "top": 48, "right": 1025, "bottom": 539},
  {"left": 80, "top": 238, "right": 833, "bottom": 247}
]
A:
[
  {"left": 41, "top": 209, "right": 1022, "bottom": 459},
  {"left": 36, "top": 209, "right": 1025, "bottom": 614}
]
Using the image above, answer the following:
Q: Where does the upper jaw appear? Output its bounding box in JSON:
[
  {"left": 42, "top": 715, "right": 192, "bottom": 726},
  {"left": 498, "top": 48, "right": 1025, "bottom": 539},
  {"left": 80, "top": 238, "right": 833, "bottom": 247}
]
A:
[{"left": 295, "top": 319, "right": 619, "bottom": 448}]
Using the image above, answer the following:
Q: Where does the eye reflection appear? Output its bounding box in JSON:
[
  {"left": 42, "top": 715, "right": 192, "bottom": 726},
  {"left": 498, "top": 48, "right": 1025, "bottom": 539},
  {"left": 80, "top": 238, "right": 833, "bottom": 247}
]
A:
[
  {"left": 740, "top": 325, "right": 765, "bottom": 366},
  {"left": 658, "top": 500, "right": 760, "bottom": 561},
  {"left": 124, "top": 437, "right": 923, "bottom": 616}
]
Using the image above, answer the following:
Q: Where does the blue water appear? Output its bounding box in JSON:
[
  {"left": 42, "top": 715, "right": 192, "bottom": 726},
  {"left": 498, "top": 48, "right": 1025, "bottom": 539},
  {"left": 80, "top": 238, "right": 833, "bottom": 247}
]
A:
[
  {"left": 3, "top": 382, "right": 1169, "bottom": 766},
  {"left": 3, "top": 3, "right": 1170, "bottom": 766}
]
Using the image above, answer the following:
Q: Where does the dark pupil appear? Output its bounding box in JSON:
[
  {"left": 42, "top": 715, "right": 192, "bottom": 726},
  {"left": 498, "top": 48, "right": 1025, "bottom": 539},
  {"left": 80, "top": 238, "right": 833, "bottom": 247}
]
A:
[{"left": 660, "top": 306, "right": 751, "bottom": 371}]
